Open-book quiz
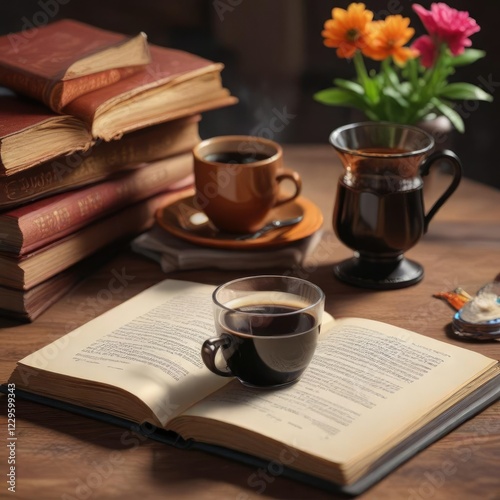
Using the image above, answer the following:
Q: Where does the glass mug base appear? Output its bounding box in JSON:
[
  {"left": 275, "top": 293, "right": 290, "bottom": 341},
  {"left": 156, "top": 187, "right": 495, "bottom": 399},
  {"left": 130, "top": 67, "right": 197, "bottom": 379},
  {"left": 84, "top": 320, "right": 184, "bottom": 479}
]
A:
[
  {"left": 333, "top": 254, "right": 424, "bottom": 290},
  {"left": 237, "top": 377, "right": 301, "bottom": 390}
]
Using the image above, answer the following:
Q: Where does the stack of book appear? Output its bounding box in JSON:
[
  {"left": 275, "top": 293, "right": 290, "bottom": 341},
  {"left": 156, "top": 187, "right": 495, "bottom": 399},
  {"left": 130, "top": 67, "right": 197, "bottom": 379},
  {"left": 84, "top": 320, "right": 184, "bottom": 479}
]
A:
[{"left": 0, "top": 19, "right": 237, "bottom": 321}]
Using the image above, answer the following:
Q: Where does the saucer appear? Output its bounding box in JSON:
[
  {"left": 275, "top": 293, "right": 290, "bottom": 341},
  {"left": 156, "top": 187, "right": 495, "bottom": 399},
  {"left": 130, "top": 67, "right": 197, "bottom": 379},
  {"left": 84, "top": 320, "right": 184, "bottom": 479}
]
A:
[{"left": 155, "top": 192, "right": 323, "bottom": 249}]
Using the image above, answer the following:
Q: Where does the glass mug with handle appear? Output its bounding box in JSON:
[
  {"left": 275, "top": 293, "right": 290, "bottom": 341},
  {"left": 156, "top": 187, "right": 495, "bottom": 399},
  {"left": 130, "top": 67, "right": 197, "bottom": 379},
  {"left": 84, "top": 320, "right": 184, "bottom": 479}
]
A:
[
  {"left": 201, "top": 275, "right": 325, "bottom": 388},
  {"left": 330, "top": 121, "right": 462, "bottom": 289}
]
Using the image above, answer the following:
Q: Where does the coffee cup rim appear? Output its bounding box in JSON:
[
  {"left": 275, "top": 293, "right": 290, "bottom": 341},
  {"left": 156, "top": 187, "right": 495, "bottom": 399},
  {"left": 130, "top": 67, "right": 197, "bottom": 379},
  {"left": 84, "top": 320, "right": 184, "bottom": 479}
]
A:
[
  {"left": 212, "top": 275, "right": 325, "bottom": 337},
  {"left": 193, "top": 135, "right": 282, "bottom": 166}
]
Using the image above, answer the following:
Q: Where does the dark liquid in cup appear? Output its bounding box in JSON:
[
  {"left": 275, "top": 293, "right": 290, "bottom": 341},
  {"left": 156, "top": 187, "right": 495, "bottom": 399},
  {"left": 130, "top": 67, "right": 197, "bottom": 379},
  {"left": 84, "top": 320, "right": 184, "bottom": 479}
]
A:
[
  {"left": 218, "top": 304, "right": 318, "bottom": 387},
  {"left": 358, "top": 147, "right": 410, "bottom": 154},
  {"left": 204, "top": 152, "right": 269, "bottom": 164},
  {"left": 334, "top": 178, "right": 425, "bottom": 255}
]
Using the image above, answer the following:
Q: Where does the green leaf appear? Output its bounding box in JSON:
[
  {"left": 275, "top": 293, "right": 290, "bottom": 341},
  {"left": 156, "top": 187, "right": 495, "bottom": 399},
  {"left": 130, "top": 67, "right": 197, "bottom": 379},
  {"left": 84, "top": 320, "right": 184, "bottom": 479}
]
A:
[
  {"left": 398, "top": 82, "right": 413, "bottom": 97},
  {"left": 380, "top": 95, "right": 404, "bottom": 122},
  {"left": 449, "top": 49, "right": 486, "bottom": 66},
  {"left": 313, "top": 88, "right": 367, "bottom": 109},
  {"left": 411, "top": 102, "right": 439, "bottom": 124},
  {"left": 438, "top": 83, "right": 493, "bottom": 101},
  {"left": 431, "top": 97, "right": 465, "bottom": 133},
  {"left": 363, "top": 77, "right": 380, "bottom": 105},
  {"left": 382, "top": 87, "right": 409, "bottom": 108},
  {"left": 353, "top": 51, "right": 380, "bottom": 105},
  {"left": 332, "top": 78, "right": 365, "bottom": 95},
  {"left": 363, "top": 108, "right": 380, "bottom": 121},
  {"left": 381, "top": 61, "right": 400, "bottom": 88}
]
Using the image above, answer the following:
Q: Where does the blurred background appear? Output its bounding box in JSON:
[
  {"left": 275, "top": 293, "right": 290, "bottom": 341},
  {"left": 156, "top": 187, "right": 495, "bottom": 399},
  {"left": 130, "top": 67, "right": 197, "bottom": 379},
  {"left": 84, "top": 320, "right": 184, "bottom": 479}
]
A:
[{"left": 1, "top": 0, "right": 499, "bottom": 188}]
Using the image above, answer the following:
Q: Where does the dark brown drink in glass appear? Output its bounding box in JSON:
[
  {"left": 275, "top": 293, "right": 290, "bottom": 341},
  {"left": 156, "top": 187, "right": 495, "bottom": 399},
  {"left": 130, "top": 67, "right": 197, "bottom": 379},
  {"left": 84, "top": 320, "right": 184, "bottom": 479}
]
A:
[
  {"left": 201, "top": 275, "right": 325, "bottom": 388},
  {"left": 217, "top": 303, "right": 319, "bottom": 387},
  {"left": 334, "top": 178, "right": 425, "bottom": 256},
  {"left": 329, "top": 123, "right": 462, "bottom": 289}
]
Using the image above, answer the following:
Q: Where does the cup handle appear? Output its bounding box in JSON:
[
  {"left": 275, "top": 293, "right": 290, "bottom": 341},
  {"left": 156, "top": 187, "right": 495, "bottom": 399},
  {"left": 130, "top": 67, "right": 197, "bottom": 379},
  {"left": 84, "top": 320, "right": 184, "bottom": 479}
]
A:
[
  {"left": 420, "top": 149, "right": 462, "bottom": 233},
  {"left": 201, "top": 337, "right": 233, "bottom": 377},
  {"left": 274, "top": 169, "right": 302, "bottom": 207}
]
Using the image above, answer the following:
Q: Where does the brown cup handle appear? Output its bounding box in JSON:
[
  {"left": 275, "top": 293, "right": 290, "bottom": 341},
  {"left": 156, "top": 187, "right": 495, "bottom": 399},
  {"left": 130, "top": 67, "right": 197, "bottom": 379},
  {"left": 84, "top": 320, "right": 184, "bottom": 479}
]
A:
[
  {"left": 274, "top": 169, "right": 302, "bottom": 207},
  {"left": 420, "top": 149, "right": 462, "bottom": 233},
  {"left": 201, "top": 337, "right": 233, "bottom": 377}
]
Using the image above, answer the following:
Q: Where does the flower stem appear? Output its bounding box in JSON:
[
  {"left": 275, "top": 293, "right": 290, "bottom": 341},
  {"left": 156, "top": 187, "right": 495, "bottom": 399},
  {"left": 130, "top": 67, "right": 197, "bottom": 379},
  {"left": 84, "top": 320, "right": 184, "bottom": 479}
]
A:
[
  {"left": 408, "top": 58, "right": 419, "bottom": 90},
  {"left": 353, "top": 50, "right": 376, "bottom": 105},
  {"left": 381, "top": 58, "right": 391, "bottom": 87},
  {"left": 423, "top": 44, "right": 447, "bottom": 99},
  {"left": 353, "top": 51, "right": 368, "bottom": 83}
]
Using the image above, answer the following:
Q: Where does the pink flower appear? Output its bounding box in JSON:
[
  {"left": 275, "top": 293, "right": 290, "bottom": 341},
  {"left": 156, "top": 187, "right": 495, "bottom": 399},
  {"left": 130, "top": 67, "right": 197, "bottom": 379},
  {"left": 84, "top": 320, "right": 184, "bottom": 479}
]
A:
[
  {"left": 412, "top": 3, "right": 480, "bottom": 57},
  {"left": 412, "top": 35, "right": 437, "bottom": 68}
]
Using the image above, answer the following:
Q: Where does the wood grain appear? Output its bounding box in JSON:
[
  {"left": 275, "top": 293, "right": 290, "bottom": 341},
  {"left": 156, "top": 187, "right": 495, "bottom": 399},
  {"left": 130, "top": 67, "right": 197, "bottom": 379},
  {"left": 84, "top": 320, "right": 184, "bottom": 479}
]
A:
[{"left": 1, "top": 144, "right": 499, "bottom": 500}]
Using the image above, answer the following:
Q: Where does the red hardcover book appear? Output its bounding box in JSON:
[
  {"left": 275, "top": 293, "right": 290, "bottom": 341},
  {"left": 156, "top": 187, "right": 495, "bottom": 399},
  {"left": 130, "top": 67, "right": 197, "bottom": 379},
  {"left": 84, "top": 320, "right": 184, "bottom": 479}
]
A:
[
  {"left": 0, "top": 186, "right": 193, "bottom": 291},
  {"left": 0, "top": 153, "right": 194, "bottom": 256},
  {"left": 0, "top": 19, "right": 151, "bottom": 111},
  {"left": 65, "top": 44, "right": 238, "bottom": 140}
]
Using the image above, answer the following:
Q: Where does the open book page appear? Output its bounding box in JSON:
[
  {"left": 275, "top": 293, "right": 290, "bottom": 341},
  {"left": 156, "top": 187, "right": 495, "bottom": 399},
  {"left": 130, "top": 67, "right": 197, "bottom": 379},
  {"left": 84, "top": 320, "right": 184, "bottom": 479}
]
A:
[
  {"left": 172, "top": 318, "right": 497, "bottom": 478},
  {"left": 16, "top": 280, "right": 231, "bottom": 426}
]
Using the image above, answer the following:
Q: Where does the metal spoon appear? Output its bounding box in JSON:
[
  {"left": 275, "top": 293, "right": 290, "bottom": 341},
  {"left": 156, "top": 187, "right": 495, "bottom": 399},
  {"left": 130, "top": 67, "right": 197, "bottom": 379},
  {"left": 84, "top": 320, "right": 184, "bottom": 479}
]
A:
[{"left": 235, "top": 215, "right": 304, "bottom": 240}]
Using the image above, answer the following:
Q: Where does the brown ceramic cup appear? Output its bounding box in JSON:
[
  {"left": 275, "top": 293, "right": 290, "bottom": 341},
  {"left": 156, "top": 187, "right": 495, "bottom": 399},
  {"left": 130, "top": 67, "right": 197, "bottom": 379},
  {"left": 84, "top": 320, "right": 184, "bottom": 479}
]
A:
[{"left": 193, "top": 135, "right": 302, "bottom": 233}]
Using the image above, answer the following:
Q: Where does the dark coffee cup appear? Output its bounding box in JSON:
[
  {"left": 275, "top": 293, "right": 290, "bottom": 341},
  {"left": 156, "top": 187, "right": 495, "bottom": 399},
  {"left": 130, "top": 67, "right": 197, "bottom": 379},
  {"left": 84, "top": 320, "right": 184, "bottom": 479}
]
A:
[{"left": 201, "top": 275, "right": 325, "bottom": 388}]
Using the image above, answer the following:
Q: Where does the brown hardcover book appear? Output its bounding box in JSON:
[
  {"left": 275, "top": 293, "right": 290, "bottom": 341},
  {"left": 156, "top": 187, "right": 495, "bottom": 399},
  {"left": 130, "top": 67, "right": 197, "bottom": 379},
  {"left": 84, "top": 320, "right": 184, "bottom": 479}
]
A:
[
  {"left": 0, "top": 19, "right": 151, "bottom": 111},
  {"left": 0, "top": 154, "right": 194, "bottom": 256},
  {"left": 0, "top": 115, "right": 200, "bottom": 209},
  {"left": 0, "top": 96, "right": 93, "bottom": 175},
  {"left": 0, "top": 267, "right": 85, "bottom": 321},
  {"left": 64, "top": 44, "right": 238, "bottom": 140},
  {"left": 0, "top": 245, "right": 120, "bottom": 321},
  {"left": 0, "top": 186, "right": 192, "bottom": 291}
]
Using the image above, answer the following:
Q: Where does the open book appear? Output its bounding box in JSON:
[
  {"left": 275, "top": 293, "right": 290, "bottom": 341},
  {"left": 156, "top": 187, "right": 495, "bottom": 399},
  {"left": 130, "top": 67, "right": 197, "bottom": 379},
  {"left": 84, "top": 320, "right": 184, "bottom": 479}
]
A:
[{"left": 5, "top": 279, "right": 500, "bottom": 494}]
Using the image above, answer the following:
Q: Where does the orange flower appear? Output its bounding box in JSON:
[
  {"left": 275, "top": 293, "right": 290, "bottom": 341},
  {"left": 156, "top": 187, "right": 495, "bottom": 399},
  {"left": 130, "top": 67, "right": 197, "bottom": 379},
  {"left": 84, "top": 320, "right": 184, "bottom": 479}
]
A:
[
  {"left": 322, "top": 3, "right": 374, "bottom": 59},
  {"left": 363, "top": 15, "right": 418, "bottom": 64}
]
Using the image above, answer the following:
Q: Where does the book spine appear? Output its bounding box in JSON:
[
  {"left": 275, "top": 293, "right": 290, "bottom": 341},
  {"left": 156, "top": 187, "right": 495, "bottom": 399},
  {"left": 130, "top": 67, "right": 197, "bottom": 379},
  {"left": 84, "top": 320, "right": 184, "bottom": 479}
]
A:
[
  {"left": 0, "top": 117, "right": 200, "bottom": 209},
  {"left": 0, "top": 66, "right": 52, "bottom": 107},
  {"left": 52, "top": 66, "right": 144, "bottom": 112},
  {"left": 0, "top": 64, "right": 143, "bottom": 112},
  {"left": 1, "top": 187, "right": 192, "bottom": 290},
  {"left": 13, "top": 154, "right": 193, "bottom": 255}
]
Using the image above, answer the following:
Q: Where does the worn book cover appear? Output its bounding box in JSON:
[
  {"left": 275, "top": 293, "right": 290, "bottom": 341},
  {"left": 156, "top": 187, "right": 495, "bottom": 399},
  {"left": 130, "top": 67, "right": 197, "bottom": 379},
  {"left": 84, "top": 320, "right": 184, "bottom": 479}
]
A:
[
  {"left": 0, "top": 156, "right": 194, "bottom": 256},
  {"left": 0, "top": 19, "right": 151, "bottom": 111},
  {"left": 64, "top": 44, "right": 237, "bottom": 140}
]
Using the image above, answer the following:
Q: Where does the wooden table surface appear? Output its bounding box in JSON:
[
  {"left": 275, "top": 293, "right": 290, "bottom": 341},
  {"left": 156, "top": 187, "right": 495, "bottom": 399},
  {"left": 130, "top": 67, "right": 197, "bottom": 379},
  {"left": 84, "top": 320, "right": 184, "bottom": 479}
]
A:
[{"left": 1, "top": 144, "right": 499, "bottom": 500}]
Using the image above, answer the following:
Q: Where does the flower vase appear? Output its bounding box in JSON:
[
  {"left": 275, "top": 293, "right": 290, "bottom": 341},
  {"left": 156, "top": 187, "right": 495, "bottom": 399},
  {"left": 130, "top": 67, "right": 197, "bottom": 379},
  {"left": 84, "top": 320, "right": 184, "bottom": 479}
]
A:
[
  {"left": 417, "top": 115, "right": 455, "bottom": 152},
  {"left": 416, "top": 116, "right": 457, "bottom": 196}
]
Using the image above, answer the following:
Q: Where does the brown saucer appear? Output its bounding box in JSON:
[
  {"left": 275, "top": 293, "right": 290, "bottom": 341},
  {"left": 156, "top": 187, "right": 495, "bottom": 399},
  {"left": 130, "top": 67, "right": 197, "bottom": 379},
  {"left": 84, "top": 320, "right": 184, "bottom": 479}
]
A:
[{"left": 155, "top": 192, "right": 323, "bottom": 249}]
